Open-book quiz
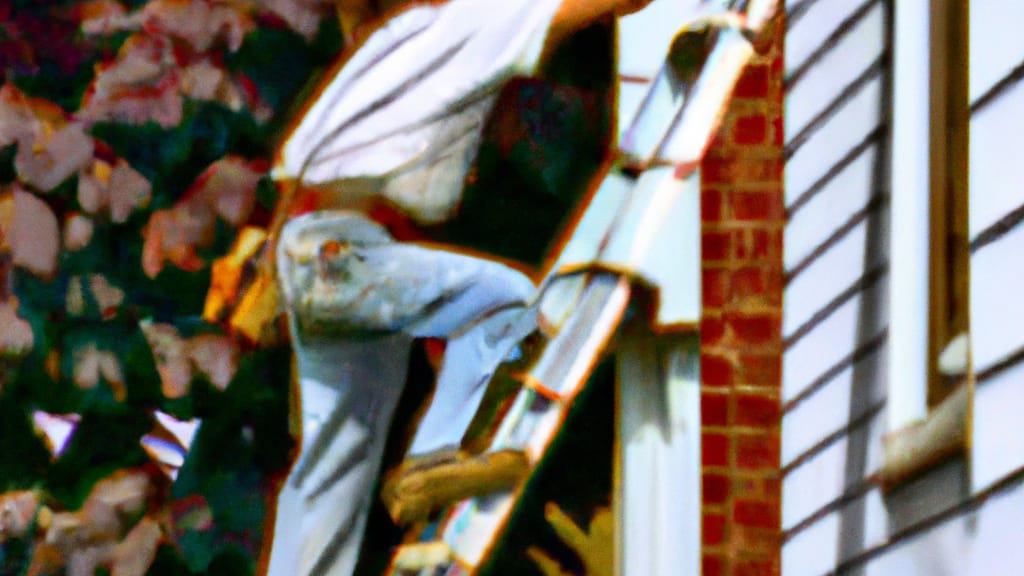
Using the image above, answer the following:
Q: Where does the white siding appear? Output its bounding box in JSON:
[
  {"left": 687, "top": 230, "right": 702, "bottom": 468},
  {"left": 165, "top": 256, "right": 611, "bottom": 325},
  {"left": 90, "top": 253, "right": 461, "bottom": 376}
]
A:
[
  {"left": 862, "top": 516, "right": 971, "bottom": 576},
  {"left": 782, "top": 275, "right": 887, "bottom": 403},
  {"left": 782, "top": 512, "right": 841, "bottom": 576},
  {"left": 973, "top": 362, "right": 1024, "bottom": 493},
  {"left": 781, "top": 345, "right": 886, "bottom": 466},
  {"left": 970, "top": 225, "right": 1024, "bottom": 374},
  {"left": 963, "top": 487, "right": 1024, "bottom": 574},
  {"left": 784, "top": 1, "right": 885, "bottom": 147},
  {"left": 783, "top": 206, "right": 889, "bottom": 338},
  {"left": 968, "top": 81, "right": 1024, "bottom": 240},
  {"left": 783, "top": 0, "right": 1024, "bottom": 574},
  {"left": 782, "top": 488, "right": 891, "bottom": 576},
  {"left": 967, "top": 0, "right": 1024, "bottom": 497},
  {"left": 782, "top": 409, "right": 885, "bottom": 531},
  {"left": 969, "top": 0, "right": 1024, "bottom": 103},
  {"left": 784, "top": 143, "right": 882, "bottom": 271},
  {"left": 785, "top": 74, "right": 885, "bottom": 206},
  {"left": 785, "top": 0, "right": 877, "bottom": 76},
  {"left": 864, "top": 486, "right": 1024, "bottom": 576},
  {"left": 781, "top": 0, "right": 892, "bottom": 572}
]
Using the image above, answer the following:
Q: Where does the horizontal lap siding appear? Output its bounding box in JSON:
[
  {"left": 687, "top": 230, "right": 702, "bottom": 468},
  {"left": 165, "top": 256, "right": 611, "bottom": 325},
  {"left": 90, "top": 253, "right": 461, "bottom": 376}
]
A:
[
  {"left": 970, "top": 224, "right": 1024, "bottom": 375},
  {"left": 781, "top": 0, "right": 890, "bottom": 573},
  {"left": 968, "top": 1, "right": 1024, "bottom": 104},
  {"left": 781, "top": 407, "right": 885, "bottom": 532},
  {"left": 785, "top": 459, "right": 967, "bottom": 576},
  {"left": 781, "top": 344, "right": 885, "bottom": 467},
  {"left": 784, "top": 0, "right": 886, "bottom": 162},
  {"left": 967, "top": 82, "right": 1024, "bottom": 241},
  {"left": 969, "top": 0, "right": 1024, "bottom": 497},
  {"left": 782, "top": 488, "right": 888, "bottom": 576},
  {"left": 782, "top": 271, "right": 888, "bottom": 404},
  {"left": 862, "top": 485, "right": 1024, "bottom": 576},
  {"left": 783, "top": 465, "right": 1024, "bottom": 576},
  {"left": 783, "top": 0, "right": 1024, "bottom": 574},
  {"left": 784, "top": 143, "right": 883, "bottom": 272},
  {"left": 972, "top": 362, "right": 1024, "bottom": 497},
  {"left": 785, "top": 73, "right": 885, "bottom": 208},
  {"left": 783, "top": 205, "right": 889, "bottom": 340}
]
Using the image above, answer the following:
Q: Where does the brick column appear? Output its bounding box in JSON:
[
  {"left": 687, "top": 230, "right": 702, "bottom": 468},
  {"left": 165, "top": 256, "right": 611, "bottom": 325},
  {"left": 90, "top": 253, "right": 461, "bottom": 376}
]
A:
[{"left": 699, "top": 17, "right": 784, "bottom": 576}]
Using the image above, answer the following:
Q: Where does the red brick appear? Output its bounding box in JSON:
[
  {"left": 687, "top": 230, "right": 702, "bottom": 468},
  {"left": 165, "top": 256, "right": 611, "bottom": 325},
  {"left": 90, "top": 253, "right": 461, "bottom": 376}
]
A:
[
  {"left": 733, "top": 475, "right": 781, "bottom": 500},
  {"left": 703, "top": 157, "right": 784, "bottom": 187},
  {"left": 699, "top": 18, "right": 783, "bottom": 569},
  {"left": 735, "top": 228, "right": 783, "bottom": 261},
  {"left": 702, "top": 432, "right": 730, "bottom": 467},
  {"left": 703, "top": 513, "right": 727, "bottom": 546},
  {"left": 730, "top": 190, "right": 783, "bottom": 221},
  {"left": 703, "top": 267, "right": 730, "bottom": 309},
  {"left": 701, "top": 315, "right": 727, "bottom": 348},
  {"left": 732, "top": 115, "right": 768, "bottom": 146},
  {"left": 736, "top": 433, "right": 780, "bottom": 470},
  {"left": 772, "top": 114, "right": 785, "bottom": 147},
  {"left": 726, "top": 313, "right": 780, "bottom": 347},
  {"left": 730, "top": 266, "right": 783, "bottom": 307},
  {"left": 700, "top": 157, "right": 732, "bottom": 184},
  {"left": 701, "top": 352, "right": 734, "bottom": 388},
  {"left": 702, "top": 187, "right": 724, "bottom": 221},
  {"left": 735, "top": 393, "right": 780, "bottom": 428},
  {"left": 771, "top": 47, "right": 785, "bottom": 73},
  {"left": 702, "top": 392, "right": 729, "bottom": 427},
  {"left": 702, "top": 229, "right": 733, "bottom": 261},
  {"left": 734, "top": 499, "right": 780, "bottom": 530},
  {"left": 761, "top": 475, "right": 782, "bottom": 498},
  {"left": 729, "top": 265, "right": 773, "bottom": 294},
  {"left": 734, "top": 525, "right": 782, "bottom": 554},
  {"left": 736, "top": 354, "right": 781, "bottom": 388},
  {"left": 733, "top": 473, "right": 778, "bottom": 500},
  {"left": 734, "top": 64, "right": 771, "bottom": 99},
  {"left": 707, "top": 123, "right": 729, "bottom": 151},
  {"left": 732, "top": 475, "right": 759, "bottom": 497},
  {"left": 736, "top": 558, "right": 777, "bottom": 576},
  {"left": 702, "top": 157, "right": 737, "bottom": 184},
  {"left": 703, "top": 554, "right": 725, "bottom": 576},
  {"left": 703, "top": 472, "right": 730, "bottom": 505}
]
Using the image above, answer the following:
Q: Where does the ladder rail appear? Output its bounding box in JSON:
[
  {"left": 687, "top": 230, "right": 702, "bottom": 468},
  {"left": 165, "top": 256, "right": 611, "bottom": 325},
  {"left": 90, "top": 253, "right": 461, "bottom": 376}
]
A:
[{"left": 387, "top": 0, "right": 780, "bottom": 572}]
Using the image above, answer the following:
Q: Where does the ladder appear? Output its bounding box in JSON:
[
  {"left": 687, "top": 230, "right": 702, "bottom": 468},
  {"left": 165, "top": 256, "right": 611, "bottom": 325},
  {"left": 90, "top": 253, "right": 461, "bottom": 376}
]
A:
[{"left": 387, "top": 0, "right": 779, "bottom": 573}]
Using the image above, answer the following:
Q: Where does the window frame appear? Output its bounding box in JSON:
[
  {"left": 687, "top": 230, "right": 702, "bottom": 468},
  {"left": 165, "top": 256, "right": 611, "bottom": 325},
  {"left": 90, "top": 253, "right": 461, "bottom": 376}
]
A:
[{"left": 881, "top": 0, "right": 971, "bottom": 488}]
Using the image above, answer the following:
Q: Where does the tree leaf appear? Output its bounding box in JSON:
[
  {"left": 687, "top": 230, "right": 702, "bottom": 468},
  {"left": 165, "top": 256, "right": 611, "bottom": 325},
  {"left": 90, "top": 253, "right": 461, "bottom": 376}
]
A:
[{"left": 11, "top": 186, "right": 60, "bottom": 278}]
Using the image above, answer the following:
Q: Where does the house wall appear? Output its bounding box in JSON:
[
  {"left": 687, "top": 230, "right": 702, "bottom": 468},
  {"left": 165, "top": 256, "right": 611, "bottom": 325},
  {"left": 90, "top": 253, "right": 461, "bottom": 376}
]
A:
[
  {"left": 699, "top": 13, "right": 785, "bottom": 576},
  {"left": 780, "top": 1, "right": 1024, "bottom": 575},
  {"left": 615, "top": 2, "right": 787, "bottom": 573}
]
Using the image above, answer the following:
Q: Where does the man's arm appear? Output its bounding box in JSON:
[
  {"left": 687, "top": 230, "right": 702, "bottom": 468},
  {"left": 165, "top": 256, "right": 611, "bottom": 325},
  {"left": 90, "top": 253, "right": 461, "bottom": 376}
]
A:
[{"left": 543, "top": 0, "right": 656, "bottom": 55}]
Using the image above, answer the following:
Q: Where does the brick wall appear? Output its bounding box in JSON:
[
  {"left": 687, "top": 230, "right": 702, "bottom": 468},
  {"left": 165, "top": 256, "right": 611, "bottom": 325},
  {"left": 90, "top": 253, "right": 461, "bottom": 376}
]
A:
[{"left": 699, "top": 17, "right": 784, "bottom": 576}]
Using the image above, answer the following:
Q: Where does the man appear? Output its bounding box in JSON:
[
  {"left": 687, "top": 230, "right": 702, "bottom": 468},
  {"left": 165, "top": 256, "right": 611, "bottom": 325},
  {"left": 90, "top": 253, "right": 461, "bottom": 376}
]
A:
[{"left": 262, "top": 2, "right": 656, "bottom": 574}]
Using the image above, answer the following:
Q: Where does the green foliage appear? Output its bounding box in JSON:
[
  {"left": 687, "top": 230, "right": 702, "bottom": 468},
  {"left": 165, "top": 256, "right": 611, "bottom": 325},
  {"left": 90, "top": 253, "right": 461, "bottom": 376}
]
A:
[
  {"left": 0, "top": 395, "right": 50, "bottom": 490},
  {"left": 46, "top": 410, "right": 153, "bottom": 508},
  {"left": 0, "top": 144, "right": 16, "bottom": 183},
  {"left": 226, "top": 20, "right": 344, "bottom": 120},
  {"left": 89, "top": 102, "right": 269, "bottom": 200},
  {"left": 0, "top": 531, "right": 35, "bottom": 576},
  {"left": 1, "top": 4, "right": 340, "bottom": 574}
]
